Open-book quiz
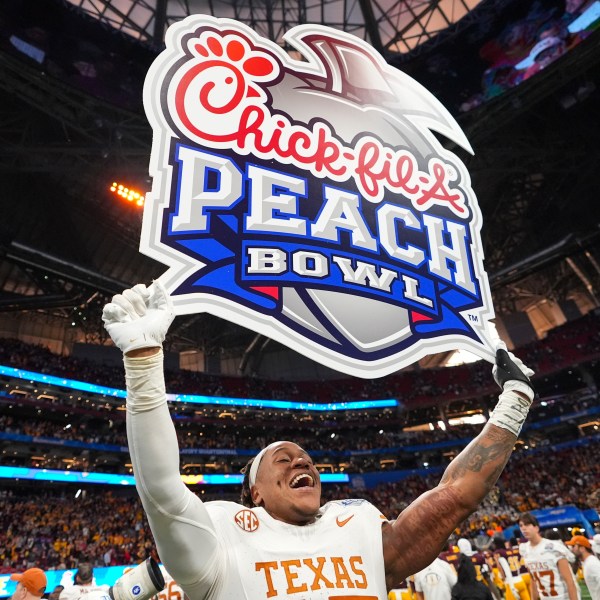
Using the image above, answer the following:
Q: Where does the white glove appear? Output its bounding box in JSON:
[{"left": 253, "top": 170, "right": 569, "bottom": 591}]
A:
[
  {"left": 492, "top": 341, "right": 535, "bottom": 403},
  {"left": 102, "top": 281, "right": 175, "bottom": 354}
]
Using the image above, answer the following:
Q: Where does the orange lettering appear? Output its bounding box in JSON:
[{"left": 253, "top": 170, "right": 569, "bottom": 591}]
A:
[
  {"left": 256, "top": 561, "right": 279, "bottom": 598},
  {"left": 331, "top": 557, "right": 355, "bottom": 589},
  {"left": 349, "top": 556, "right": 367, "bottom": 589},
  {"left": 281, "top": 559, "right": 308, "bottom": 594},
  {"left": 531, "top": 570, "right": 558, "bottom": 597},
  {"left": 303, "top": 557, "right": 335, "bottom": 590}
]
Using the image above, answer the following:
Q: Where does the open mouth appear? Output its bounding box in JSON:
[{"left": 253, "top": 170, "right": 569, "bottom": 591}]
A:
[{"left": 290, "top": 473, "right": 315, "bottom": 489}]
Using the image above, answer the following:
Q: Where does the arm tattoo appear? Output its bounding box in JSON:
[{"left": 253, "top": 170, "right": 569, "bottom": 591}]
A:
[
  {"left": 385, "top": 426, "right": 517, "bottom": 584},
  {"left": 442, "top": 426, "right": 515, "bottom": 484}
]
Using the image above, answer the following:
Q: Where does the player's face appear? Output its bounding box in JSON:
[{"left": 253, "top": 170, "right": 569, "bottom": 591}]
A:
[
  {"left": 251, "top": 441, "right": 321, "bottom": 525},
  {"left": 569, "top": 544, "right": 583, "bottom": 559},
  {"left": 519, "top": 521, "right": 540, "bottom": 541},
  {"left": 11, "top": 583, "right": 26, "bottom": 600}
]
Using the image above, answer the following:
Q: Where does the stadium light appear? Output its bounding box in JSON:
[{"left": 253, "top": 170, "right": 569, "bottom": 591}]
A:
[
  {"left": 109, "top": 181, "right": 146, "bottom": 207},
  {"left": 0, "top": 364, "right": 399, "bottom": 410},
  {"left": 0, "top": 465, "right": 349, "bottom": 486}
]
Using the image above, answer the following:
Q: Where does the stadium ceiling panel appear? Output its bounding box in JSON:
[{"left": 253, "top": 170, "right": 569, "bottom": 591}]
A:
[{"left": 64, "top": 0, "right": 483, "bottom": 53}]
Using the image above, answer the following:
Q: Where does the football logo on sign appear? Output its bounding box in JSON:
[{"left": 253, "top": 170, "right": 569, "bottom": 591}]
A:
[{"left": 141, "top": 16, "right": 495, "bottom": 377}]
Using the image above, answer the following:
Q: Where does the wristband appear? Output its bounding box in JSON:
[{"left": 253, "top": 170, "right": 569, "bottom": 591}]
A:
[{"left": 124, "top": 350, "right": 167, "bottom": 413}]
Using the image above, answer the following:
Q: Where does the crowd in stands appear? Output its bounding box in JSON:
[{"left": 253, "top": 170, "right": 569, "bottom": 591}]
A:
[
  {"left": 0, "top": 310, "right": 599, "bottom": 477},
  {"left": 0, "top": 411, "right": 485, "bottom": 454},
  {"left": 0, "top": 490, "right": 156, "bottom": 573},
  {"left": 0, "top": 390, "right": 597, "bottom": 474},
  {"left": 0, "top": 286, "right": 599, "bottom": 572},
  {"left": 500, "top": 441, "right": 600, "bottom": 510},
  {"left": 1, "top": 310, "right": 599, "bottom": 409},
  {"left": 1, "top": 436, "right": 598, "bottom": 572}
]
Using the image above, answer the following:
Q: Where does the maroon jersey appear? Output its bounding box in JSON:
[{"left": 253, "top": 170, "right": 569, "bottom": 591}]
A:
[{"left": 493, "top": 547, "right": 526, "bottom": 577}]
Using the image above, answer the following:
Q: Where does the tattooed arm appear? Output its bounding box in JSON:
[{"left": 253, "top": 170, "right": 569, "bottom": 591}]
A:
[
  {"left": 382, "top": 346, "right": 535, "bottom": 587},
  {"left": 382, "top": 423, "right": 516, "bottom": 586}
]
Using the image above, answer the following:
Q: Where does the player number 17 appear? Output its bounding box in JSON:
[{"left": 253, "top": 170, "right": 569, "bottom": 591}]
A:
[{"left": 532, "top": 570, "right": 558, "bottom": 596}]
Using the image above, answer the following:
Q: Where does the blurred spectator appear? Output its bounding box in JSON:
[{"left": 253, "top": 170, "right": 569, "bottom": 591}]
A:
[
  {"left": 565, "top": 534, "right": 600, "bottom": 599},
  {"left": 451, "top": 555, "right": 493, "bottom": 600},
  {"left": 48, "top": 586, "right": 64, "bottom": 600},
  {"left": 10, "top": 568, "right": 47, "bottom": 599},
  {"left": 59, "top": 563, "right": 109, "bottom": 600}
]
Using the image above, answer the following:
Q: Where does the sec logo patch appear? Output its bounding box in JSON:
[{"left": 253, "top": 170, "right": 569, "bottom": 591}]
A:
[{"left": 235, "top": 509, "right": 260, "bottom": 532}]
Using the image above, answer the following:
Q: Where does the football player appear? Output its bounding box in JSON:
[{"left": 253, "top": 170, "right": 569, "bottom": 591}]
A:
[
  {"left": 518, "top": 513, "right": 580, "bottom": 600},
  {"left": 103, "top": 281, "right": 536, "bottom": 600}
]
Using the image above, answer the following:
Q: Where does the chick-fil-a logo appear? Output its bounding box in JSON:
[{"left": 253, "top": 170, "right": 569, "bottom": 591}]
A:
[
  {"left": 141, "top": 16, "right": 496, "bottom": 378},
  {"left": 165, "top": 30, "right": 467, "bottom": 214}
]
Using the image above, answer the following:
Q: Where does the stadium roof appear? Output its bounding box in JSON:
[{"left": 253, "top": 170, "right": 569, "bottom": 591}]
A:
[
  {"left": 64, "top": 0, "right": 483, "bottom": 54},
  {"left": 1, "top": 0, "right": 600, "bottom": 374}
]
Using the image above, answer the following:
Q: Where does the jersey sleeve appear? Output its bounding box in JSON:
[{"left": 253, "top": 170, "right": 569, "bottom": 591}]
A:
[
  {"left": 550, "top": 541, "right": 572, "bottom": 562},
  {"left": 518, "top": 543, "right": 528, "bottom": 559},
  {"left": 353, "top": 498, "right": 388, "bottom": 520},
  {"left": 586, "top": 558, "right": 600, "bottom": 591},
  {"left": 444, "top": 560, "right": 458, "bottom": 587},
  {"left": 58, "top": 587, "right": 78, "bottom": 600},
  {"left": 497, "top": 555, "right": 512, "bottom": 580},
  {"left": 125, "top": 359, "right": 226, "bottom": 597},
  {"left": 413, "top": 573, "right": 423, "bottom": 592}
]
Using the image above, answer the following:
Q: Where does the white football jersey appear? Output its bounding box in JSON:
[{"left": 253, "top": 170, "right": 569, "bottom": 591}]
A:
[
  {"left": 153, "top": 567, "right": 185, "bottom": 600},
  {"left": 520, "top": 539, "right": 580, "bottom": 600},
  {"left": 197, "top": 498, "right": 389, "bottom": 600},
  {"left": 59, "top": 585, "right": 111, "bottom": 600},
  {"left": 413, "top": 557, "right": 457, "bottom": 600},
  {"left": 582, "top": 554, "right": 600, "bottom": 600}
]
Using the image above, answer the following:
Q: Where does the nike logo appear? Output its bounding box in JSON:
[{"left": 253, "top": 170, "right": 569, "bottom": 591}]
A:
[
  {"left": 336, "top": 514, "right": 354, "bottom": 527},
  {"left": 128, "top": 335, "right": 146, "bottom": 343}
]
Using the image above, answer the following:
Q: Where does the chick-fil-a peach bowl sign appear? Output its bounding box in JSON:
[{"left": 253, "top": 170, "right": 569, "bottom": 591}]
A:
[{"left": 140, "top": 15, "right": 495, "bottom": 378}]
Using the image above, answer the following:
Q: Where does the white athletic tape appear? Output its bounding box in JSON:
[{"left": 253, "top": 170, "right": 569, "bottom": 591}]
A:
[
  {"left": 124, "top": 352, "right": 166, "bottom": 413},
  {"left": 488, "top": 390, "right": 532, "bottom": 437}
]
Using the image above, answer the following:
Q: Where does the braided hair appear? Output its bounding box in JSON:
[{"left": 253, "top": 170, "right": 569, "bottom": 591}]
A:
[{"left": 240, "top": 457, "right": 256, "bottom": 507}]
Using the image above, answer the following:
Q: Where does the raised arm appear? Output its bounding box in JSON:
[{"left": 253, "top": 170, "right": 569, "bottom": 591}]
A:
[
  {"left": 382, "top": 345, "right": 535, "bottom": 587},
  {"left": 103, "top": 283, "right": 223, "bottom": 595},
  {"left": 103, "top": 283, "right": 186, "bottom": 509}
]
